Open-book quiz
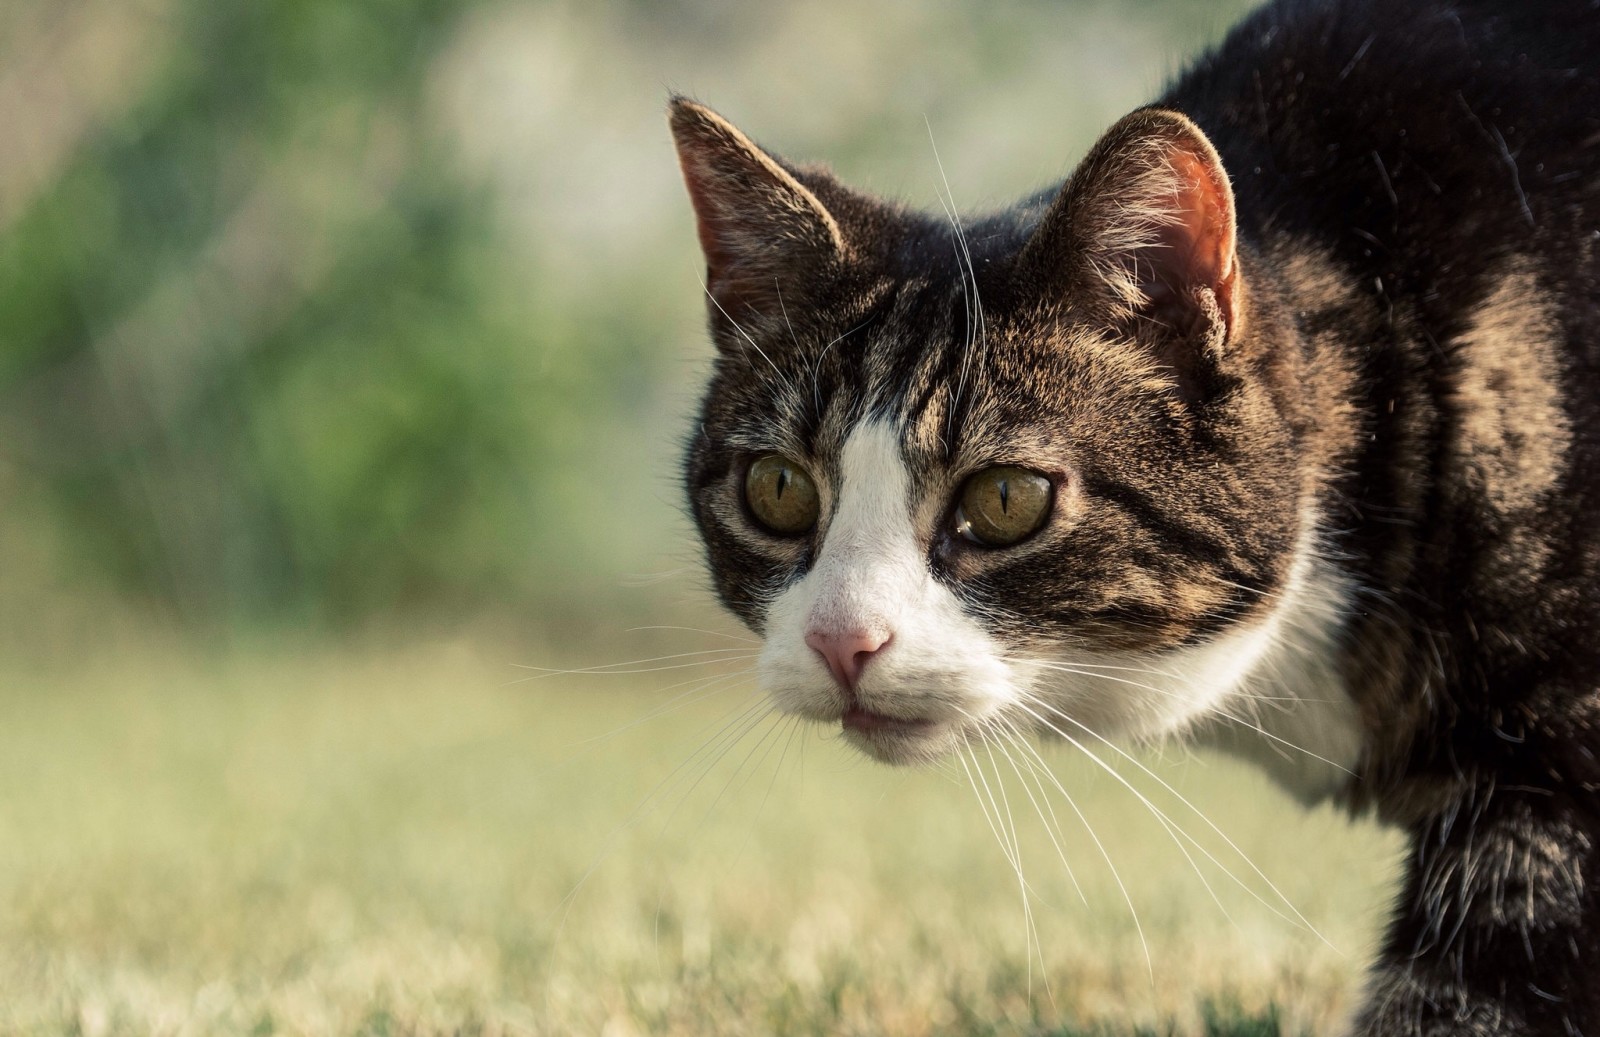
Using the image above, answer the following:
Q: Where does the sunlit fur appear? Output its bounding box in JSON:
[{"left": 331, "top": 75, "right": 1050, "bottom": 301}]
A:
[{"left": 673, "top": 0, "right": 1600, "bottom": 1030}]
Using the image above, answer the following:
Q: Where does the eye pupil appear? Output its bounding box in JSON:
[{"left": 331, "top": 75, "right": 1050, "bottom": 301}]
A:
[
  {"left": 954, "top": 466, "right": 1052, "bottom": 547},
  {"left": 744, "top": 454, "right": 819, "bottom": 536}
]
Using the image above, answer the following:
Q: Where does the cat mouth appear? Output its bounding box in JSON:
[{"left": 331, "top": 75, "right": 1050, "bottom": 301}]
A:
[
  {"left": 840, "top": 706, "right": 940, "bottom": 735},
  {"left": 838, "top": 706, "right": 954, "bottom": 764}
]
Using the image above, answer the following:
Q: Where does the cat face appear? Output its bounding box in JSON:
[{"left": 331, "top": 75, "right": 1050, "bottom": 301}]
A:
[{"left": 672, "top": 98, "right": 1336, "bottom": 769}]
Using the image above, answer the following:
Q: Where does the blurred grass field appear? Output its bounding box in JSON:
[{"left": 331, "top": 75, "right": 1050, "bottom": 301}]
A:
[
  {"left": 0, "top": 2, "right": 1411, "bottom": 1033},
  {"left": 0, "top": 634, "right": 1402, "bottom": 1036}
]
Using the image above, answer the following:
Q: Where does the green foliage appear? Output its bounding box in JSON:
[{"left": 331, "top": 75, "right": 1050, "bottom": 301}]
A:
[
  {"left": 0, "top": 0, "right": 640, "bottom": 629},
  {"left": 0, "top": 0, "right": 1266, "bottom": 636}
]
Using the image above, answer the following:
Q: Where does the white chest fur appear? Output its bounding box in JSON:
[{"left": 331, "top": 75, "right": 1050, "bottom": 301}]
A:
[{"left": 1183, "top": 546, "right": 1365, "bottom": 803}]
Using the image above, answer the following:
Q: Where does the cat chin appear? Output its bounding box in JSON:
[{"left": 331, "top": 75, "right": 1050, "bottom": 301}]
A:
[
  {"left": 762, "top": 667, "right": 1008, "bottom": 765},
  {"left": 840, "top": 721, "right": 966, "bottom": 767}
]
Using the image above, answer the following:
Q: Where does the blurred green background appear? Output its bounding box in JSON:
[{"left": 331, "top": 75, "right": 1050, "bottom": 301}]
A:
[
  {"left": 0, "top": 2, "right": 1405, "bottom": 1034},
  {"left": 0, "top": 0, "right": 1263, "bottom": 647}
]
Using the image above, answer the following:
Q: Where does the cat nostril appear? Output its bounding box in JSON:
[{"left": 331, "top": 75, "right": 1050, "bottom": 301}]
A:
[{"left": 805, "top": 629, "right": 892, "bottom": 691}]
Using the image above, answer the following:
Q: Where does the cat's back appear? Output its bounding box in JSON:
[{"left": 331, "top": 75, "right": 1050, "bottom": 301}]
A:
[
  {"left": 1168, "top": 0, "right": 1600, "bottom": 692},
  {"left": 1168, "top": 0, "right": 1600, "bottom": 472},
  {"left": 1168, "top": 0, "right": 1600, "bottom": 275}
]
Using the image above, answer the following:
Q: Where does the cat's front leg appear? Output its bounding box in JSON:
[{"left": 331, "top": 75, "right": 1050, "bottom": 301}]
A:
[{"left": 1352, "top": 784, "right": 1600, "bottom": 1036}]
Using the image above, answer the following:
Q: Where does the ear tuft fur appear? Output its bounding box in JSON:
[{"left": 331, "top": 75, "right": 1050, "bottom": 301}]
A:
[
  {"left": 1024, "top": 108, "right": 1241, "bottom": 347},
  {"left": 667, "top": 97, "right": 847, "bottom": 328}
]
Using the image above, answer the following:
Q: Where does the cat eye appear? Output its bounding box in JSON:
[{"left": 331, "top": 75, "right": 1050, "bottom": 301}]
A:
[
  {"left": 744, "top": 454, "right": 820, "bottom": 535},
  {"left": 952, "top": 466, "right": 1053, "bottom": 547}
]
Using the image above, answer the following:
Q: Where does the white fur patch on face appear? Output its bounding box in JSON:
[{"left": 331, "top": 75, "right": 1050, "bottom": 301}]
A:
[
  {"left": 758, "top": 421, "right": 1014, "bottom": 763},
  {"left": 756, "top": 421, "right": 1364, "bottom": 795}
]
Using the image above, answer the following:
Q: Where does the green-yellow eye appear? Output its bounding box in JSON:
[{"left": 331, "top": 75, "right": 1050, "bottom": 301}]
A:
[
  {"left": 744, "top": 454, "right": 820, "bottom": 535},
  {"left": 953, "top": 466, "right": 1053, "bottom": 547}
]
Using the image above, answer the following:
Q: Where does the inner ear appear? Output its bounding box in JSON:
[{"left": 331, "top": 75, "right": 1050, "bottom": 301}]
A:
[
  {"left": 1021, "top": 108, "right": 1242, "bottom": 354},
  {"left": 668, "top": 97, "right": 848, "bottom": 334},
  {"left": 1140, "top": 142, "right": 1238, "bottom": 342}
]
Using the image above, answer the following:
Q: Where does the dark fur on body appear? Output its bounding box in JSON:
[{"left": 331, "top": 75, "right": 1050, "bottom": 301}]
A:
[{"left": 672, "top": 0, "right": 1600, "bottom": 1031}]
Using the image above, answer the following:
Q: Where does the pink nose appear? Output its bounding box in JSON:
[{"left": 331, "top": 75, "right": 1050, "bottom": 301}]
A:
[{"left": 805, "top": 628, "right": 892, "bottom": 692}]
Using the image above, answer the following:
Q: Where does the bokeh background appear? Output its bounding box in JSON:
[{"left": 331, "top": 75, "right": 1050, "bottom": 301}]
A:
[
  {"left": 0, "top": 0, "right": 1273, "bottom": 643},
  {"left": 0, "top": 1, "right": 1403, "bottom": 1034}
]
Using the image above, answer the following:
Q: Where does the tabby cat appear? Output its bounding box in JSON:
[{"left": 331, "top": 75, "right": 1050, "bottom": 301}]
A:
[{"left": 668, "top": 0, "right": 1600, "bottom": 1031}]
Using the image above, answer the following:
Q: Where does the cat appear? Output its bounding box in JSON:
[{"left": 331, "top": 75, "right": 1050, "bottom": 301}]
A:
[{"left": 667, "top": 0, "right": 1600, "bottom": 1031}]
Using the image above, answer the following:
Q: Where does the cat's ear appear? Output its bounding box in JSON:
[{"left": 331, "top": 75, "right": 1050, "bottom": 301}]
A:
[
  {"left": 668, "top": 97, "right": 848, "bottom": 333},
  {"left": 1022, "top": 108, "right": 1241, "bottom": 357}
]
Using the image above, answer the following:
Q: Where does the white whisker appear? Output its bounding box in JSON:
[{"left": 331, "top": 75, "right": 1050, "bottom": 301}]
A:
[
  {"left": 548, "top": 694, "right": 768, "bottom": 936},
  {"left": 658, "top": 703, "right": 778, "bottom": 835},
  {"left": 512, "top": 647, "right": 759, "bottom": 679},
  {"left": 979, "top": 732, "right": 1049, "bottom": 999},
  {"left": 996, "top": 724, "right": 1152, "bottom": 980},
  {"left": 925, "top": 116, "right": 986, "bottom": 451},
  {"left": 1026, "top": 661, "right": 1355, "bottom": 772},
  {"left": 1016, "top": 695, "right": 1338, "bottom": 951},
  {"left": 700, "top": 274, "right": 800, "bottom": 402},
  {"left": 624, "top": 625, "right": 760, "bottom": 644},
  {"left": 572, "top": 669, "right": 757, "bottom": 748},
  {"left": 996, "top": 712, "right": 1238, "bottom": 934}
]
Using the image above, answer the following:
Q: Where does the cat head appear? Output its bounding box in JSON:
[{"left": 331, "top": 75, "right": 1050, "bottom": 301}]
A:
[{"left": 670, "top": 97, "right": 1318, "bottom": 766}]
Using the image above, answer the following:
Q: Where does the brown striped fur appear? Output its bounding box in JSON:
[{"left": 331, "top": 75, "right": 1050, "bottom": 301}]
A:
[{"left": 670, "top": 0, "right": 1600, "bottom": 1031}]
